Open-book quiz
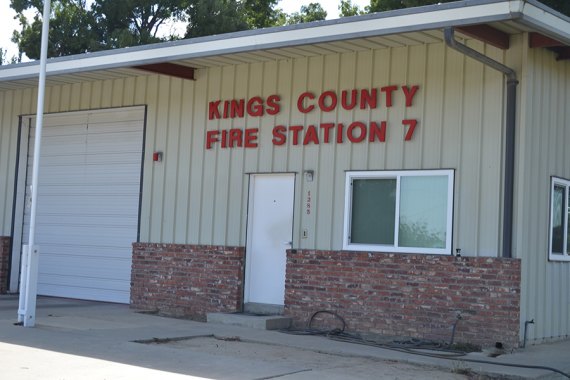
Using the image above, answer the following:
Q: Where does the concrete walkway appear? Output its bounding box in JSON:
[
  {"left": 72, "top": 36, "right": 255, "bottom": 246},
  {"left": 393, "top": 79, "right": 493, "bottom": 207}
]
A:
[{"left": 0, "top": 295, "right": 569, "bottom": 379}]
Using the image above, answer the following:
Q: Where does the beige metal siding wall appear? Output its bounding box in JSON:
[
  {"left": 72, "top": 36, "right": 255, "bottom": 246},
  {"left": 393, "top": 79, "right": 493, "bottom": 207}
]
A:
[
  {"left": 517, "top": 44, "right": 570, "bottom": 343},
  {"left": 150, "top": 40, "right": 506, "bottom": 254},
  {"left": 0, "top": 78, "right": 148, "bottom": 236},
  {"left": 0, "top": 39, "right": 507, "bottom": 256},
  {"left": 0, "top": 88, "right": 36, "bottom": 236}
]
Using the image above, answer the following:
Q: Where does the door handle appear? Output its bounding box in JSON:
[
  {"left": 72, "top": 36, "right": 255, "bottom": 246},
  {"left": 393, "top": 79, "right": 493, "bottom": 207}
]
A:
[{"left": 283, "top": 241, "right": 292, "bottom": 245}]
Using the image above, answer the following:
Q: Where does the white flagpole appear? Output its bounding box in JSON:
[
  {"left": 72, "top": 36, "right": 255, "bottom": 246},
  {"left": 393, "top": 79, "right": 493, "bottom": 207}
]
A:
[{"left": 18, "top": 0, "right": 51, "bottom": 328}]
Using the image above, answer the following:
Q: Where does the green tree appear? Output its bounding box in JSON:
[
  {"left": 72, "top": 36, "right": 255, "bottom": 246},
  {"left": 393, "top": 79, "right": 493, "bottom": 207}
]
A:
[
  {"left": 339, "top": 0, "right": 364, "bottom": 17},
  {"left": 9, "top": 0, "right": 570, "bottom": 61},
  {"left": 91, "top": 0, "right": 187, "bottom": 49},
  {"left": 184, "top": 0, "right": 248, "bottom": 38},
  {"left": 367, "top": 0, "right": 451, "bottom": 13},
  {"left": 366, "top": 0, "right": 570, "bottom": 16},
  {"left": 242, "top": 0, "right": 285, "bottom": 28},
  {"left": 538, "top": 0, "right": 570, "bottom": 16},
  {"left": 287, "top": 3, "right": 327, "bottom": 25},
  {"left": 0, "top": 49, "right": 9, "bottom": 65},
  {"left": 11, "top": 0, "right": 188, "bottom": 58},
  {"left": 9, "top": 0, "right": 43, "bottom": 14},
  {"left": 11, "top": 0, "right": 101, "bottom": 59}
]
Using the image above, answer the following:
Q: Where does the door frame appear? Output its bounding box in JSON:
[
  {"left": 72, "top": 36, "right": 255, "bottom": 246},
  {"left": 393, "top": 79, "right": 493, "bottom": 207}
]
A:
[{"left": 9, "top": 116, "right": 30, "bottom": 292}]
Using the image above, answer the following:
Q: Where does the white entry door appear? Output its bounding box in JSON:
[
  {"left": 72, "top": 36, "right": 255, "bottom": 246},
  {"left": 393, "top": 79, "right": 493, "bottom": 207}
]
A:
[{"left": 245, "top": 174, "right": 295, "bottom": 306}]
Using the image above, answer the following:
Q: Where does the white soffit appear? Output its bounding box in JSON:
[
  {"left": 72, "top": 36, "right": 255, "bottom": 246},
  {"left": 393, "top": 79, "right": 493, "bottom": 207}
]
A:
[{"left": 0, "top": 0, "right": 569, "bottom": 88}]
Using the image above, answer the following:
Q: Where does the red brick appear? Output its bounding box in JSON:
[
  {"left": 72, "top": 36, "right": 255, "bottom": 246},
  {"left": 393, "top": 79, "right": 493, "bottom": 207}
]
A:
[
  {"left": 284, "top": 249, "right": 521, "bottom": 349},
  {"left": 131, "top": 243, "right": 244, "bottom": 320},
  {"left": 0, "top": 236, "right": 10, "bottom": 294}
]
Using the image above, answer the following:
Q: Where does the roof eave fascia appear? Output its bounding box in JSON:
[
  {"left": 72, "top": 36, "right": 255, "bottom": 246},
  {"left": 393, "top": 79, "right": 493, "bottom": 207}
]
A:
[
  {"left": 516, "top": 0, "right": 570, "bottom": 46},
  {"left": 0, "top": 0, "right": 528, "bottom": 83}
]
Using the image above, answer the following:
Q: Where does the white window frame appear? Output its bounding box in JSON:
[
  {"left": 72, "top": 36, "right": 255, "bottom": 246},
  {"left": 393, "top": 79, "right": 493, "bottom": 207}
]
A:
[
  {"left": 343, "top": 170, "right": 454, "bottom": 255},
  {"left": 549, "top": 176, "right": 570, "bottom": 261}
]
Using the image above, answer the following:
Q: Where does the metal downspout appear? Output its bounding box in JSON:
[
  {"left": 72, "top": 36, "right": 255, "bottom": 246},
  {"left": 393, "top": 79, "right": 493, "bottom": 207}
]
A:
[{"left": 443, "top": 28, "right": 518, "bottom": 258}]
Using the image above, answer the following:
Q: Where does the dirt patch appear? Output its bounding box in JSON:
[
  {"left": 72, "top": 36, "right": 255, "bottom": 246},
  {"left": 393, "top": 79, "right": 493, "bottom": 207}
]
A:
[{"left": 136, "top": 335, "right": 469, "bottom": 379}]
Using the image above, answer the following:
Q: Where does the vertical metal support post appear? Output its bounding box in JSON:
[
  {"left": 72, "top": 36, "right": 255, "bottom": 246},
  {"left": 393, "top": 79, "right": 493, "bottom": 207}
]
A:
[
  {"left": 17, "top": 245, "right": 29, "bottom": 322},
  {"left": 18, "top": 0, "right": 51, "bottom": 327},
  {"left": 23, "top": 245, "right": 39, "bottom": 326}
]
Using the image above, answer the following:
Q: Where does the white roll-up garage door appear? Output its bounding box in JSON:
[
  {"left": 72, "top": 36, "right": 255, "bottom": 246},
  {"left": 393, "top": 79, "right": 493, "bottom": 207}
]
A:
[{"left": 20, "top": 106, "right": 145, "bottom": 303}]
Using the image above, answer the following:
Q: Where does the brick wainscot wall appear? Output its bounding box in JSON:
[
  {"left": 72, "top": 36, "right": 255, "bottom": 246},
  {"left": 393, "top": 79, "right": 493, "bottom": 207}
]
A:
[
  {"left": 130, "top": 243, "right": 521, "bottom": 348},
  {"left": 0, "top": 236, "right": 10, "bottom": 294},
  {"left": 285, "top": 250, "right": 521, "bottom": 348},
  {"left": 131, "top": 243, "right": 245, "bottom": 320}
]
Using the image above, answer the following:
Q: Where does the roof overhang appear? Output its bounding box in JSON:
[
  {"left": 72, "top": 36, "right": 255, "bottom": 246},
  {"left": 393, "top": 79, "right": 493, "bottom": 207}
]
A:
[{"left": 0, "top": 0, "right": 569, "bottom": 88}]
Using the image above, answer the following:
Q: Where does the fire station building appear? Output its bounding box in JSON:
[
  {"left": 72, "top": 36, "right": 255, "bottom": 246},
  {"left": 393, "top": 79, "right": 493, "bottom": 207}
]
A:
[{"left": 1, "top": 0, "right": 569, "bottom": 348}]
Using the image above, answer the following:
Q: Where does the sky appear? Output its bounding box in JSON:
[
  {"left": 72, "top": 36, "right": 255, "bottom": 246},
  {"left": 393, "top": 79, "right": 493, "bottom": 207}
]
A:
[{"left": 0, "top": 0, "right": 370, "bottom": 61}]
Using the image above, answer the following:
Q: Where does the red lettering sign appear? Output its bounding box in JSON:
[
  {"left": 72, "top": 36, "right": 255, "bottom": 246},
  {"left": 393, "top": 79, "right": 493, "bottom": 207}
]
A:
[
  {"left": 205, "top": 86, "right": 421, "bottom": 149},
  {"left": 207, "top": 119, "right": 416, "bottom": 149},
  {"left": 297, "top": 92, "right": 315, "bottom": 113},
  {"left": 402, "top": 119, "right": 417, "bottom": 141}
]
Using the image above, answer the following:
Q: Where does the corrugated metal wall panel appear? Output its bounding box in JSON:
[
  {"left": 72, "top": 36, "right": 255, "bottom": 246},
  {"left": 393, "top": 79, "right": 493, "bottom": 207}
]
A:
[
  {"left": 315, "top": 54, "right": 339, "bottom": 249},
  {"left": 0, "top": 91, "right": 14, "bottom": 235},
  {"left": 302, "top": 55, "right": 325, "bottom": 248},
  {"left": 214, "top": 65, "right": 238, "bottom": 244},
  {"left": 0, "top": 40, "right": 508, "bottom": 256},
  {"left": 458, "top": 39, "right": 489, "bottom": 256},
  {"left": 173, "top": 79, "right": 194, "bottom": 243},
  {"left": 201, "top": 66, "right": 221, "bottom": 244},
  {"left": 144, "top": 80, "right": 163, "bottom": 238},
  {"left": 0, "top": 88, "right": 36, "bottom": 236},
  {"left": 187, "top": 71, "right": 207, "bottom": 244},
  {"left": 479, "top": 42, "right": 509, "bottom": 257},
  {"left": 517, "top": 43, "right": 570, "bottom": 343},
  {"left": 162, "top": 77, "right": 183, "bottom": 244}
]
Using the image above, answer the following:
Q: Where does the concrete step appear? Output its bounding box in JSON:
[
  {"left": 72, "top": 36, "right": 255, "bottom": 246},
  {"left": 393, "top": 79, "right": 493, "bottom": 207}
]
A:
[{"left": 207, "top": 312, "right": 292, "bottom": 330}]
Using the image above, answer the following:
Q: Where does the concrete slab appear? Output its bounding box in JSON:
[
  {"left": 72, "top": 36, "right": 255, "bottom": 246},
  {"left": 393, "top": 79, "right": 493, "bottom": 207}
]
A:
[
  {"left": 243, "top": 302, "right": 284, "bottom": 315},
  {"left": 1, "top": 295, "right": 569, "bottom": 380},
  {"left": 207, "top": 312, "right": 292, "bottom": 330}
]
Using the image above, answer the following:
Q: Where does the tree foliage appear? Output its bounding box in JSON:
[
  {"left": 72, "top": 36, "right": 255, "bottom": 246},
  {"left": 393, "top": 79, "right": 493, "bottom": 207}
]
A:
[
  {"left": 11, "top": 0, "right": 101, "bottom": 59},
  {"left": 287, "top": 3, "right": 327, "bottom": 25},
  {"left": 0, "top": 49, "right": 17, "bottom": 65},
  {"left": 366, "top": 0, "right": 570, "bottom": 16},
  {"left": 339, "top": 0, "right": 365, "bottom": 17},
  {"left": 8, "top": 0, "right": 570, "bottom": 60},
  {"left": 537, "top": 0, "right": 570, "bottom": 16},
  {"left": 185, "top": 0, "right": 248, "bottom": 38},
  {"left": 243, "top": 0, "right": 284, "bottom": 29},
  {"left": 11, "top": 0, "right": 187, "bottom": 58},
  {"left": 367, "top": 0, "right": 454, "bottom": 13},
  {"left": 91, "top": 0, "right": 187, "bottom": 49}
]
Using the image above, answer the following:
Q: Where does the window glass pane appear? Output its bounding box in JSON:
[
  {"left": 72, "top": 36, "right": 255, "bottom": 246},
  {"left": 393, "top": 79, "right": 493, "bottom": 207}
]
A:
[
  {"left": 351, "top": 178, "right": 396, "bottom": 245},
  {"left": 399, "top": 175, "right": 448, "bottom": 249},
  {"left": 551, "top": 185, "right": 565, "bottom": 255}
]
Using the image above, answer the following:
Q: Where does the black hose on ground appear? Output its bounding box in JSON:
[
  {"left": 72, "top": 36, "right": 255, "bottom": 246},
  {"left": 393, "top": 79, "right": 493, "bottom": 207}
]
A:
[{"left": 279, "top": 310, "right": 570, "bottom": 379}]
